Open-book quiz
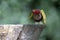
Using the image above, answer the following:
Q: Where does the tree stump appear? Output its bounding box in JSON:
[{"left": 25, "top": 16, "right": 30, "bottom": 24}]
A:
[{"left": 17, "top": 24, "right": 45, "bottom": 40}]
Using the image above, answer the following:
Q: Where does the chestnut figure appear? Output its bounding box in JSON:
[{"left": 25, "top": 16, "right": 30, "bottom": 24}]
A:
[
  {"left": 29, "top": 9, "right": 46, "bottom": 24},
  {"left": 32, "top": 9, "right": 43, "bottom": 22}
]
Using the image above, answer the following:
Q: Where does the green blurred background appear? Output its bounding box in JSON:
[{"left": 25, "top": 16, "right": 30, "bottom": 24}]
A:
[{"left": 0, "top": 0, "right": 60, "bottom": 40}]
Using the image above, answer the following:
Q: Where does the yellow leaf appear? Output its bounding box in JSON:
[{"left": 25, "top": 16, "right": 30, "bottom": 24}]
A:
[{"left": 40, "top": 10, "right": 46, "bottom": 24}]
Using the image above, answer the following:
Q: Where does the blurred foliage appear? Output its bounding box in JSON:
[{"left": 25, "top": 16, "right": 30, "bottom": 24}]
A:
[{"left": 0, "top": 0, "right": 60, "bottom": 40}]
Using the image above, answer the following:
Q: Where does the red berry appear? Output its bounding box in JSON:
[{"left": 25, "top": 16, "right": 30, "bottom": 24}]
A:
[{"left": 32, "top": 9, "right": 40, "bottom": 14}]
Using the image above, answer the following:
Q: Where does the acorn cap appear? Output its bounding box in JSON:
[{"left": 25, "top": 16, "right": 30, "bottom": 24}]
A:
[{"left": 32, "top": 9, "right": 41, "bottom": 14}]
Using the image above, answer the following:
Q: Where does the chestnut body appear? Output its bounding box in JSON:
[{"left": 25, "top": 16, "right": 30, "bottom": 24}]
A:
[{"left": 32, "top": 9, "right": 43, "bottom": 22}]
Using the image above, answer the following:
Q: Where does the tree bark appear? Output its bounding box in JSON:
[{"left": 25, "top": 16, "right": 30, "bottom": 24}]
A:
[{"left": 17, "top": 24, "right": 45, "bottom": 40}]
